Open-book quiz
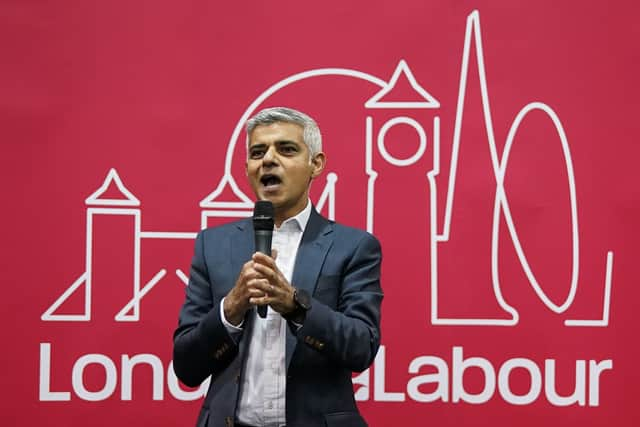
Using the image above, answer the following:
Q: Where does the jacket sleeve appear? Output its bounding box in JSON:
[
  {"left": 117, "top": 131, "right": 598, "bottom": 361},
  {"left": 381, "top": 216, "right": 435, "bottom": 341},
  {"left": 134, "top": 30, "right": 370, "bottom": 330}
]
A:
[
  {"left": 172, "top": 230, "right": 240, "bottom": 387},
  {"left": 295, "top": 232, "right": 383, "bottom": 372}
]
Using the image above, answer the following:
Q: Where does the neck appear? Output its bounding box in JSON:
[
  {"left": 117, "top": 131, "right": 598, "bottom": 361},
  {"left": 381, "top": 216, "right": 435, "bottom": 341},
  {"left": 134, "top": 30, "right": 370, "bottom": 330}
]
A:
[
  {"left": 274, "top": 200, "right": 309, "bottom": 228},
  {"left": 274, "top": 211, "right": 294, "bottom": 228}
]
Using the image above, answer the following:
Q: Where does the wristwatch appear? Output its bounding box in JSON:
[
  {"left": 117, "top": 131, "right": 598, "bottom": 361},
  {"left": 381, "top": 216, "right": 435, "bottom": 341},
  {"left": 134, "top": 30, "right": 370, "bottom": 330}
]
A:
[{"left": 283, "top": 288, "right": 311, "bottom": 323}]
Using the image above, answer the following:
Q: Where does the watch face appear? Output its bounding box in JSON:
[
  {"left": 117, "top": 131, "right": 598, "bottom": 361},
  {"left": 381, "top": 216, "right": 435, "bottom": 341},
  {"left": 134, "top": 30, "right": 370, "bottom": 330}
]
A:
[{"left": 295, "top": 288, "right": 312, "bottom": 310}]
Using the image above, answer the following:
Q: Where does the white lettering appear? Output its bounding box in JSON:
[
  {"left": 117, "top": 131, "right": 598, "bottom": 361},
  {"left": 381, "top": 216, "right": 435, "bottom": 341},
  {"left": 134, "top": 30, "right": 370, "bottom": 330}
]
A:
[
  {"left": 588, "top": 359, "right": 613, "bottom": 406},
  {"left": 39, "top": 343, "right": 71, "bottom": 401},
  {"left": 498, "top": 358, "right": 541, "bottom": 405},
  {"left": 544, "top": 359, "right": 586, "bottom": 406},
  {"left": 407, "top": 356, "right": 449, "bottom": 402},
  {"left": 167, "top": 361, "right": 209, "bottom": 401},
  {"left": 121, "top": 354, "right": 164, "bottom": 400},
  {"left": 452, "top": 346, "right": 495, "bottom": 404},
  {"left": 373, "top": 346, "right": 405, "bottom": 401},
  {"left": 72, "top": 354, "right": 117, "bottom": 401},
  {"left": 354, "top": 346, "right": 611, "bottom": 407},
  {"left": 352, "top": 368, "right": 370, "bottom": 401},
  {"left": 39, "top": 343, "right": 215, "bottom": 402},
  {"left": 40, "top": 343, "right": 612, "bottom": 405}
]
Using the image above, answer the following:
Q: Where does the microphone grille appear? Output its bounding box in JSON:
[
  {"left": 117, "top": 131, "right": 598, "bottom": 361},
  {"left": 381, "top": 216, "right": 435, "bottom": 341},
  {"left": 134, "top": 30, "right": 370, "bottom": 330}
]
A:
[{"left": 253, "top": 200, "right": 274, "bottom": 230}]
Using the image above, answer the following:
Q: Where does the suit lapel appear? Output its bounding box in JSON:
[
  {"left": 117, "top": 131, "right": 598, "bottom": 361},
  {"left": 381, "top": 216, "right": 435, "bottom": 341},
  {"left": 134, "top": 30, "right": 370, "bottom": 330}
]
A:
[
  {"left": 231, "top": 218, "right": 254, "bottom": 285},
  {"left": 231, "top": 219, "right": 257, "bottom": 357},
  {"left": 286, "top": 208, "right": 334, "bottom": 366}
]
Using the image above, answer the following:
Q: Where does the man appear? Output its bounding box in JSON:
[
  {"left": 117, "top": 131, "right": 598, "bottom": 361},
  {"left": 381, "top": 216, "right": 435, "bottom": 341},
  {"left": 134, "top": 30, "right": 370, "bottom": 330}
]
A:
[{"left": 173, "top": 107, "right": 383, "bottom": 427}]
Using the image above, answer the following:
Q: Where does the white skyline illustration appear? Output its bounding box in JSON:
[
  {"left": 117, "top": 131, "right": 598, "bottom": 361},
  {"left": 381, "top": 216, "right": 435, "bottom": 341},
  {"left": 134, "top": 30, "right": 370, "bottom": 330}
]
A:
[{"left": 42, "top": 10, "right": 613, "bottom": 327}]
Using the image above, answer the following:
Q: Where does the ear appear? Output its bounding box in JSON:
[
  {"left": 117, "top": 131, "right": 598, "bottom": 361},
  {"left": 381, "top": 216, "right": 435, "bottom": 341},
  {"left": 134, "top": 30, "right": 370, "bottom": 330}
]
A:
[{"left": 310, "top": 152, "right": 326, "bottom": 179}]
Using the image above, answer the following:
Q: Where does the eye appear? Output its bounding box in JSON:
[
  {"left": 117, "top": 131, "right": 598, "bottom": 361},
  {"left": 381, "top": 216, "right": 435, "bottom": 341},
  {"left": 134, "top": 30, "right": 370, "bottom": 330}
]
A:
[
  {"left": 249, "top": 148, "right": 265, "bottom": 159},
  {"left": 279, "top": 144, "right": 298, "bottom": 155}
]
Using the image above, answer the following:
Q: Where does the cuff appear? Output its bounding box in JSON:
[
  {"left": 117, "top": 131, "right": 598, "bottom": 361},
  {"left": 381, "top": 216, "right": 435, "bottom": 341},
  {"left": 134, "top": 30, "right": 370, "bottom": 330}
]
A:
[{"left": 220, "top": 297, "right": 244, "bottom": 335}]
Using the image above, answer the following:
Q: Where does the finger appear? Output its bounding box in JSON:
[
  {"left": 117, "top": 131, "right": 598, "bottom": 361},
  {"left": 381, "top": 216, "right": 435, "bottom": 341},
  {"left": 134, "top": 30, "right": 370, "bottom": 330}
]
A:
[
  {"left": 238, "top": 262, "right": 260, "bottom": 284},
  {"left": 249, "top": 295, "right": 270, "bottom": 306},
  {"left": 271, "top": 248, "right": 278, "bottom": 260},
  {"left": 240, "top": 260, "right": 257, "bottom": 275},
  {"left": 252, "top": 262, "right": 277, "bottom": 280},
  {"left": 252, "top": 251, "right": 276, "bottom": 267},
  {"left": 248, "top": 278, "right": 271, "bottom": 293},
  {"left": 246, "top": 287, "right": 266, "bottom": 298}
]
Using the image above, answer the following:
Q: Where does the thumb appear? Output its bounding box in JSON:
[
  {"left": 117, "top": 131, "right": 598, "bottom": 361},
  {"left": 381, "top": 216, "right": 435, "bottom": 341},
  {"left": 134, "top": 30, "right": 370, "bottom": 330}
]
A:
[{"left": 271, "top": 248, "right": 278, "bottom": 260}]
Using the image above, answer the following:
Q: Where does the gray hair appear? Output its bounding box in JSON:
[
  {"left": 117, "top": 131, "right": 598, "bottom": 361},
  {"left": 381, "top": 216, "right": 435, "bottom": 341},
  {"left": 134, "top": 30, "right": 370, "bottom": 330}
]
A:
[{"left": 246, "top": 107, "right": 322, "bottom": 157}]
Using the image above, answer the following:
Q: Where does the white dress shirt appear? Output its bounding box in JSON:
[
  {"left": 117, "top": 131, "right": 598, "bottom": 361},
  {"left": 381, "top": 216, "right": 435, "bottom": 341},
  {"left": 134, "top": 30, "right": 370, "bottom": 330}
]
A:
[{"left": 220, "top": 201, "right": 311, "bottom": 427}]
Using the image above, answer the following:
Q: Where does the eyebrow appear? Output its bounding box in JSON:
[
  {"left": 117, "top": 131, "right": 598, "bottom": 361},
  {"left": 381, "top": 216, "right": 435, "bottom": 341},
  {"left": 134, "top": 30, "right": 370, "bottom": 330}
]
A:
[{"left": 249, "top": 140, "right": 301, "bottom": 149}]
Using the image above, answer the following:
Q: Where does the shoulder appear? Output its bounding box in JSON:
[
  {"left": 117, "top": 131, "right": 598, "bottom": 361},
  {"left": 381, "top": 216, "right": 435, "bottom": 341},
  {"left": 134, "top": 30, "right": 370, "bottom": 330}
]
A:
[
  {"left": 328, "top": 221, "right": 381, "bottom": 252},
  {"left": 309, "top": 208, "right": 378, "bottom": 246}
]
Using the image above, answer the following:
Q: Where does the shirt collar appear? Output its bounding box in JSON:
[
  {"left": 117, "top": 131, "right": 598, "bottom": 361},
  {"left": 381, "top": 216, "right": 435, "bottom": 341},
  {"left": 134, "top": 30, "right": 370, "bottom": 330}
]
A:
[{"left": 277, "top": 199, "right": 311, "bottom": 232}]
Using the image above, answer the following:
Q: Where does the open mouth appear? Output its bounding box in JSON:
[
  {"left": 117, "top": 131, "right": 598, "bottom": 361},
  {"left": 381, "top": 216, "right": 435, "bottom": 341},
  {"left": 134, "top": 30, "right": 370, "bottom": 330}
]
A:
[{"left": 260, "top": 174, "right": 282, "bottom": 189}]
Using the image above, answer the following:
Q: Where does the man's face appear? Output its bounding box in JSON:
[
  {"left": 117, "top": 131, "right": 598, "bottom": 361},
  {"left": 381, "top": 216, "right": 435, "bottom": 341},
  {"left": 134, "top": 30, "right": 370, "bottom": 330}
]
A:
[{"left": 246, "top": 121, "right": 325, "bottom": 225}]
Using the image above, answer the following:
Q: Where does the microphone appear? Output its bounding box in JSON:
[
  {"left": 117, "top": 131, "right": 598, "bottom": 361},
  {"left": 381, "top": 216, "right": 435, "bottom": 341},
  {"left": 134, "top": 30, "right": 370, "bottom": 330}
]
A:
[{"left": 253, "top": 200, "right": 274, "bottom": 318}]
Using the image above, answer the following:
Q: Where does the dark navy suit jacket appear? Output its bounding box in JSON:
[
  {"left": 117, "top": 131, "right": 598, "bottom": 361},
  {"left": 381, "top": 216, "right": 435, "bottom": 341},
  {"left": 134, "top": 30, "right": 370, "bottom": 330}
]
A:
[{"left": 173, "top": 208, "right": 383, "bottom": 427}]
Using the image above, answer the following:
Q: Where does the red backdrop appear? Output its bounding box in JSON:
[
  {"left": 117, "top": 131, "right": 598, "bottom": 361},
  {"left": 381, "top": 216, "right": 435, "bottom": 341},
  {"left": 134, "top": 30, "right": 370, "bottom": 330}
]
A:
[{"left": 2, "top": 1, "right": 639, "bottom": 426}]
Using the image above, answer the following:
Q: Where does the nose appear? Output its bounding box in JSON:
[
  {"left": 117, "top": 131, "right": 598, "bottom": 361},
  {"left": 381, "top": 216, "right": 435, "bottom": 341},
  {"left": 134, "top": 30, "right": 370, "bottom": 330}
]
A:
[{"left": 262, "top": 145, "right": 278, "bottom": 165}]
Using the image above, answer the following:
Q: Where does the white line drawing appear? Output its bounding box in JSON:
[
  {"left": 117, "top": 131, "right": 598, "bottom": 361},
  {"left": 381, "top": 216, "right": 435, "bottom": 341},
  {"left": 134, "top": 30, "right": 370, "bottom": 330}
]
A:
[
  {"left": 140, "top": 232, "right": 198, "bottom": 239},
  {"left": 42, "top": 10, "right": 613, "bottom": 327},
  {"left": 430, "top": 11, "right": 613, "bottom": 326},
  {"left": 175, "top": 269, "right": 189, "bottom": 286},
  {"left": 41, "top": 170, "right": 188, "bottom": 322},
  {"left": 365, "top": 59, "right": 440, "bottom": 109},
  {"left": 198, "top": 67, "right": 386, "bottom": 228},
  {"left": 41, "top": 205, "right": 142, "bottom": 321},
  {"left": 565, "top": 252, "right": 613, "bottom": 327},
  {"left": 376, "top": 117, "right": 428, "bottom": 167},
  {"left": 364, "top": 117, "right": 378, "bottom": 233},
  {"left": 115, "top": 269, "right": 166, "bottom": 321},
  {"left": 85, "top": 168, "right": 140, "bottom": 206},
  {"left": 41, "top": 272, "right": 89, "bottom": 321}
]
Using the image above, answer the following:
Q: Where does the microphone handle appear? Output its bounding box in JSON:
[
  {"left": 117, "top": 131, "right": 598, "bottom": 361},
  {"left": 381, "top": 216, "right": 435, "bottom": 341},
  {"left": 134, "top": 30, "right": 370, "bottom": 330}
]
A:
[
  {"left": 254, "top": 230, "right": 272, "bottom": 318},
  {"left": 257, "top": 304, "right": 268, "bottom": 318}
]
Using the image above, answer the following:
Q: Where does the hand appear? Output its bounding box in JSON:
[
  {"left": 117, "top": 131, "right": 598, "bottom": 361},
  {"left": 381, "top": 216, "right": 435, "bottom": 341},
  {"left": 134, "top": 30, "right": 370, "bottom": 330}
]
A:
[
  {"left": 223, "top": 260, "right": 266, "bottom": 325},
  {"left": 249, "top": 252, "right": 297, "bottom": 316}
]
